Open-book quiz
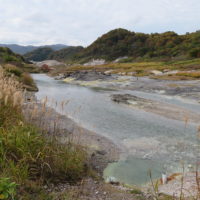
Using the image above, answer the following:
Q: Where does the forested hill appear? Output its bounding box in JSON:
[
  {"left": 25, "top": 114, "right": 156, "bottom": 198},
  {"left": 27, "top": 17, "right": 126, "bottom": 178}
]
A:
[
  {"left": 24, "top": 46, "right": 84, "bottom": 61},
  {"left": 0, "top": 46, "right": 31, "bottom": 64},
  {"left": 0, "top": 44, "right": 69, "bottom": 55},
  {"left": 69, "top": 28, "right": 200, "bottom": 62}
]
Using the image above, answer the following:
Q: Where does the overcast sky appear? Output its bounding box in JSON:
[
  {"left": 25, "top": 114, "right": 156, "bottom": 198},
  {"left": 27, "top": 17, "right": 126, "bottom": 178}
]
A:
[{"left": 0, "top": 0, "right": 199, "bottom": 47}]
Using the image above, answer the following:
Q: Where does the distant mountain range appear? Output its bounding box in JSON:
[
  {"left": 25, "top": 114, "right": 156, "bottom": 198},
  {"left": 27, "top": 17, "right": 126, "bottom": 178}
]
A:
[{"left": 0, "top": 44, "right": 69, "bottom": 55}]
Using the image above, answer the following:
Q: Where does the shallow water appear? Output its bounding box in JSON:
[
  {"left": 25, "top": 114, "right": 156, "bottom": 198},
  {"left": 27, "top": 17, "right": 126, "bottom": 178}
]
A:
[{"left": 32, "top": 74, "right": 200, "bottom": 187}]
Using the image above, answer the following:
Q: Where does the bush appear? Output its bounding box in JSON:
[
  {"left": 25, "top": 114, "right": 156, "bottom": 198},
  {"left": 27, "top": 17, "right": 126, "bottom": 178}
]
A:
[
  {"left": 189, "top": 48, "right": 200, "bottom": 58},
  {"left": 118, "top": 57, "right": 134, "bottom": 63},
  {"left": 4, "top": 56, "right": 18, "bottom": 63},
  {"left": 0, "top": 68, "right": 88, "bottom": 198},
  {"left": 5, "top": 65, "right": 22, "bottom": 77},
  {"left": 21, "top": 73, "right": 34, "bottom": 85}
]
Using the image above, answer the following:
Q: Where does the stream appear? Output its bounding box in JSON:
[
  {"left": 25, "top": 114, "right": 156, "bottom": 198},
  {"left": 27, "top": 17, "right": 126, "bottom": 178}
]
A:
[{"left": 32, "top": 74, "right": 200, "bottom": 187}]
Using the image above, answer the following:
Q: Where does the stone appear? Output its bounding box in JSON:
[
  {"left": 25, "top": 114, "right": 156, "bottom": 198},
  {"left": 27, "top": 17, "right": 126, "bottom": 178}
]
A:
[
  {"left": 96, "top": 150, "right": 107, "bottom": 155},
  {"left": 104, "top": 70, "right": 113, "bottom": 74},
  {"left": 106, "top": 176, "right": 118, "bottom": 183},
  {"left": 127, "top": 72, "right": 137, "bottom": 76},
  {"left": 163, "top": 69, "right": 169, "bottom": 73},
  {"left": 151, "top": 70, "right": 163, "bottom": 75}
]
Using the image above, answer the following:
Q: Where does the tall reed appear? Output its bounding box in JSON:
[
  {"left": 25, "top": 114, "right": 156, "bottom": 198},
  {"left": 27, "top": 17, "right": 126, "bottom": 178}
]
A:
[{"left": 0, "top": 67, "right": 89, "bottom": 199}]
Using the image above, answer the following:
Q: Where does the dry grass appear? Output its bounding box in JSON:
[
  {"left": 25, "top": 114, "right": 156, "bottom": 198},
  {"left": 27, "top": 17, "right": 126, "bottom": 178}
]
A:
[
  {"left": 0, "top": 67, "right": 89, "bottom": 199},
  {"left": 21, "top": 72, "right": 34, "bottom": 85},
  {"left": 176, "top": 71, "right": 200, "bottom": 79},
  {"left": 47, "top": 58, "right": 200, "bottom": 80},
  {"left": 151, "top": 74, "right": 195, "bottom": 81}
]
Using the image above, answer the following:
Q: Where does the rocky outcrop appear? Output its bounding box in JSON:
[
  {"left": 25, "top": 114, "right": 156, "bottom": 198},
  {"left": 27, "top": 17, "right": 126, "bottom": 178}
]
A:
[
  {"left": 83, "top": 59, "right": 108, "bottom": 66},
  {"left": 151, "top": 70, "right": 163, "bottom": 75},
  {"left": 22, "top": 84, "right": 39, "bottom": 92},
  {"left": 35, "top": 60, "right": 64, "bottom": 67},
  {"left": 65, "top": 70, "right": 115, "bottom": 81}
]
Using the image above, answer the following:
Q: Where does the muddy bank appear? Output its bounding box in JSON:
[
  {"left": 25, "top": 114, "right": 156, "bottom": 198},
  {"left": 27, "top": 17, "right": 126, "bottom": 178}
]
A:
[{"left": 111, "top": 94, "right": 200, "bottom": 123}]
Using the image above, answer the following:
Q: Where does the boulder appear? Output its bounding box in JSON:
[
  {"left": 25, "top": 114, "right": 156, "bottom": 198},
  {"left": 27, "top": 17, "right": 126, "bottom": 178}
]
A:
[
  {"left": 83, "top": 59, "right": 108, "bottom": 66},
  {"left": 151, "top": 70, "right": 163, "bottom": 75},
  {"left": 54, "top": 76, "right": 65, "bottom": 80},
  {"left": 96, "top": 150, "right": 107, "bottom": 155},
  {"left": 127, "top": 72, "right": 137, "bottom": 76},
  {"left": 163, "top": 69, "right": 170, "bottom": 73},
  {"left": 106, "top": 177, "right": 118, "bottom": 183}
]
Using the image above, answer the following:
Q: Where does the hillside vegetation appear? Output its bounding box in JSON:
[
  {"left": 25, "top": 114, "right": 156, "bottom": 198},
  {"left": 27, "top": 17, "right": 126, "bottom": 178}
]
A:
[
  {"left": 24, "top": 46, "right": 84, "bottom": 61},
  {"left": 0, "top": 44, "right": 69, "bottom": 54},
  {"left": 0, "top": 46, "right": 31, "bottom": 64},
  {"left": 68, "top": 28, "right": 200, "bottom": 63},
  {"left": 0, "top": 46, "right": 42, "bottom": 90}
]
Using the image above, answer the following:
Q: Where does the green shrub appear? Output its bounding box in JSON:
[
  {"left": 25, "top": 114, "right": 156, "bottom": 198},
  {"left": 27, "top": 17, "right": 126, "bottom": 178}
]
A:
[
  {"left": 118, "top": 57, "right": 134, "bottom": 63},
  {"left": 0, "top": 178, "right": 18, "bottom": 199},
  {"left": 4, "top": 56, "right": 18, "bottom": 63},
  {"left": 130, "top": 189, "right": 142, "bottom": 195},
  {"left": 0, "top": 68, "right": 88, "bottom": 198},
  {"left": 189, "top": 48, "right": 200, "bottom": 57},
  {"left": 5, "top": 68, "right": 22, "bottom": 77}
]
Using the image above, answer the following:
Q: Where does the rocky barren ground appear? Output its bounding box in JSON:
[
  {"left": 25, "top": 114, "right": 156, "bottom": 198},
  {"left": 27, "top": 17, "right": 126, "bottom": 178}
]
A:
[
  {"left": 111, "top": 94, "right": 200, "bottom": 123},
  {"left": 41, "top": 69, "right": 200, "bottom": 198}
]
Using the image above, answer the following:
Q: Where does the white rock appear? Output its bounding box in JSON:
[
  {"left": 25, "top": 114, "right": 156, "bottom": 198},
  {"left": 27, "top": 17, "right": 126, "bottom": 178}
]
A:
[
  {"left": 113, "top": 56, "right": 129, "bottom": 63},
  {"left": 106, "top": 176, "right": 118, "bottom": 183},
  {"left": 83, "top": 59, "right": 108, "bottom": 66},
  {"left": 151, "top": 70, "right": 163, "bottom": 75},
  {"left": 104, "top": 70, "right": 113, "bottom": 74},
  {"left": 127, "top": 72, "right": 137, "bottom": 76}
]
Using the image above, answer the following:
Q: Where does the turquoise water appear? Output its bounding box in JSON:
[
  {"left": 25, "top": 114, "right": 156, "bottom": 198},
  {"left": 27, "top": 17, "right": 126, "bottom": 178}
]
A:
[{"left": 32, "top": 74, "right": 199, "bottom": 187}]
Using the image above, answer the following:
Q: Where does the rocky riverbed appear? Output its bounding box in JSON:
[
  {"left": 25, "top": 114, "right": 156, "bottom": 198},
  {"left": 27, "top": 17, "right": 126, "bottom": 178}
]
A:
[
  {"left": 24, "top": 92, "right": 152, "bottom": 199},
  {"left": 55, "top": 70, "right": 116, "bottom": 81},
  {"left": 34, "top": 72, "right": 200, "bottom": 198},
  {"left": 111, "top": 94, "right": 200, "bottom": 123}
]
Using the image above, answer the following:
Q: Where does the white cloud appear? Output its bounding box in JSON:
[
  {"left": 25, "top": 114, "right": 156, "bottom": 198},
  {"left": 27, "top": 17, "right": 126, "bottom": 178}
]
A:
[{"left": 0, "top": 0, "right": 200, "bottom": 46}]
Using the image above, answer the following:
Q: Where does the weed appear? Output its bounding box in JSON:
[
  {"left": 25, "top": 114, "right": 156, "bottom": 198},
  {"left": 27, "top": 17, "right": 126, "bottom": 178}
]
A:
[
  {"left": 0, "top": 68, "right": 89, "bottom": 199},
  {"left": 130, "top": 189, "right": 142, "bottom": 195},
  {"left": 21, "top": 73, "right": 34, "bottom": 85},
  {"left": 0, "top": 178, "right": 18, "bottom": 199},
  {"left": 177, "top": 71, "right": 200, "bottom": 78},
  {"left": 4, "top": 65, "right": 22, "bottom": 76}
]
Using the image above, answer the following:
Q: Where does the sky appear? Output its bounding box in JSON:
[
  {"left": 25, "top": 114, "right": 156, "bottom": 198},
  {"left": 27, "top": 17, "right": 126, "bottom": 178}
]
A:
[{"left": 0, "top": 0, "right": 200, "bottom": 47}]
